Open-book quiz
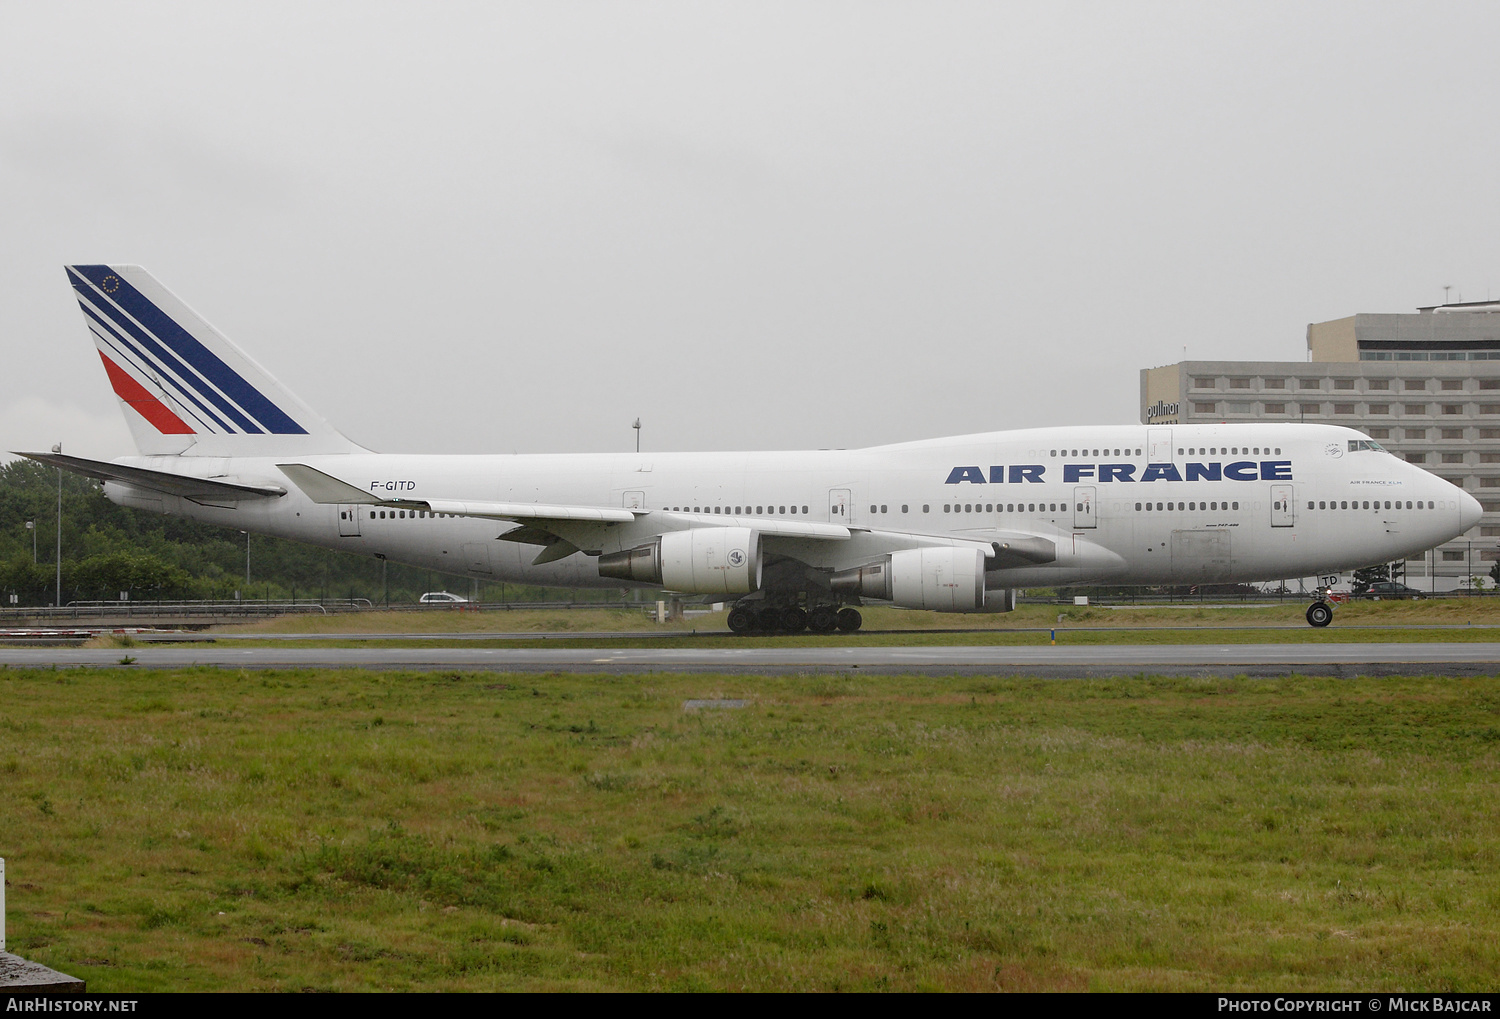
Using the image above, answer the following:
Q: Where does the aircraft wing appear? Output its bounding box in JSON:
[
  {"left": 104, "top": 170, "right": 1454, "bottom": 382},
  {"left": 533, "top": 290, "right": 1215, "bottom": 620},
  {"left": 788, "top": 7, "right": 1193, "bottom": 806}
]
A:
[
  {"left": 17, "top": 451, "right": 286, "bottom": 500},
  {"left": 275, "top": 463, "right": 1051, "bottom": 568},
  {"left": 277, "top": 464, "right": 855, "bottom": 536},
  {"left": 277, "top": 463, "right": 639, "bottom": 523}
]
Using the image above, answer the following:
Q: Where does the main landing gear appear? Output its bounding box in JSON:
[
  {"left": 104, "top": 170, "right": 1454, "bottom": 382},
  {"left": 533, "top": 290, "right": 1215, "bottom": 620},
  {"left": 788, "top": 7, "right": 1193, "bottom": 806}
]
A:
[
  {"left": 1306, "top": 601, "right": 1333, "bottom": 628},
  {"left": 727, "top": 599, "right": 862, "bottom": 634}
]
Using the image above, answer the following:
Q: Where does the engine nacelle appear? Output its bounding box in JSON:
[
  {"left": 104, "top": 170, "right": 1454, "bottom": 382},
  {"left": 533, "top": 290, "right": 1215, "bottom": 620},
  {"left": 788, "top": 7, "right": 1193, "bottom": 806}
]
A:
[
  {"left": 831, "top": 547, "right": 986, "bottom": 612},
  {"left": 597, "top": 527, "right": 761, "bottom": 596}
]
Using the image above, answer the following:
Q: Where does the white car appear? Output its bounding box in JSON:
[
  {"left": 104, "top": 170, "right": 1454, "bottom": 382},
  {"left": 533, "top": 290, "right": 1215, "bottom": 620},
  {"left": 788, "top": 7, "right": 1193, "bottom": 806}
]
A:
[{"left": 419, "top": 591, "right": 469, "bottom": 604}]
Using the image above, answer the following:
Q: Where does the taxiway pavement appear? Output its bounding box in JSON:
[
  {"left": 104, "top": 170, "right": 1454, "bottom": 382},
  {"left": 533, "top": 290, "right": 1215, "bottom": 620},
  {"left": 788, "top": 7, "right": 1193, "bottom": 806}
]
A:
[{"left": 3, "top": 643, "right": 1500, "bottom": 677}]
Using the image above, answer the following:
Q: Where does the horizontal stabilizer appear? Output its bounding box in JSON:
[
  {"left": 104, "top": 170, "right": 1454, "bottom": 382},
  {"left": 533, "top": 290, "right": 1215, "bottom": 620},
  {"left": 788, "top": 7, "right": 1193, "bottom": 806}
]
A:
[{"left": 16, "top": 451, "right": 285, "bottom": 501}]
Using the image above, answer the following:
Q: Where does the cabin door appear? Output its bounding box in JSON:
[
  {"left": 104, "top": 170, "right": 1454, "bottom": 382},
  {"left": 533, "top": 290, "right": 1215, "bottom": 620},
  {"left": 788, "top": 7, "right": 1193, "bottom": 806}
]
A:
[
  {"left": 1148, "top": 428, "right": 1174, "bottom": 463},
  {"left": 829, "top": 489, "right": 852, "bottom": 524},
  {"left": 1270, "top": 485, "right": 1295, "bottom": 527},
  {"left": 1073, "top": 486, "right": 1097, "bottom": 528},
  {"left": 338, "top": 506, "right": 361, "bottom": 537}
]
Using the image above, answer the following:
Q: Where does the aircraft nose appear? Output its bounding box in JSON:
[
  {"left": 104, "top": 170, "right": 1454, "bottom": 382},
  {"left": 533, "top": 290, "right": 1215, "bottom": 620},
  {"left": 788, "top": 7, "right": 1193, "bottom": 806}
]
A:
[{"left": 1461, "top": 489, "right": 1483, "bottom": 533}]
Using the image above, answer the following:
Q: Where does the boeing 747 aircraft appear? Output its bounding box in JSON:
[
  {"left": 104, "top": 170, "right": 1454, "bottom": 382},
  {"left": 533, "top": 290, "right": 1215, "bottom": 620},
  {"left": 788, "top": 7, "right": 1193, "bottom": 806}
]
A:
[{"left": 18, "top": 265, "right": 1482, "bottom": 631}]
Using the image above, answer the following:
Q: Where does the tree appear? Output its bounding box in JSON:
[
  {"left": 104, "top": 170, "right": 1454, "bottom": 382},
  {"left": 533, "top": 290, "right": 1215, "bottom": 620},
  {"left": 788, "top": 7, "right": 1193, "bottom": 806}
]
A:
[{"left": 1350, "top": 564, "right": 1390, "bottom": 596}]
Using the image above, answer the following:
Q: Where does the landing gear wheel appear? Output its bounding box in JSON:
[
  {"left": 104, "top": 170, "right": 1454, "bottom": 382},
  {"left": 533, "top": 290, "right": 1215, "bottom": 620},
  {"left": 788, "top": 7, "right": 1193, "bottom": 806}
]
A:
[
  {"left": 727, "top": 607, "right": 754, "bottom": 634},
  {"left": 757, "top": 607, "right": 784, "bottom": 633},
  {"left": 781, "top": 607, "right": 808, "bottom": 632},
  {"left": 808, "top": 606, "right": 839, "bottom": 634},
  {"left": 1306, "top": 601, "right": 1333, "bottom": 628},
  {"left": 836, "top": 607, "right": 863, "bottom": 632}
]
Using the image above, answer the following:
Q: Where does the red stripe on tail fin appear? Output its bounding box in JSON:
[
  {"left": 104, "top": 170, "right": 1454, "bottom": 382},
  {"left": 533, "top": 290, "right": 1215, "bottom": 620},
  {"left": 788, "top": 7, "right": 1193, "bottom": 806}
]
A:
[{"left": 97, "top": 352, "right": 195, "bottom": 434}]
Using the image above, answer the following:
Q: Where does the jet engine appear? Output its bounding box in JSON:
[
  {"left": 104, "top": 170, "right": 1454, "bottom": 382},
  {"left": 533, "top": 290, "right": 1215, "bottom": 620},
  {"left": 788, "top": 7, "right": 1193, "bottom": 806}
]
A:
[
  {"left": 597, "top": 527, "right": 761, "bottom": 596},
  {"left": 831, "top": 546, "right": 986, "bottom": 612}
]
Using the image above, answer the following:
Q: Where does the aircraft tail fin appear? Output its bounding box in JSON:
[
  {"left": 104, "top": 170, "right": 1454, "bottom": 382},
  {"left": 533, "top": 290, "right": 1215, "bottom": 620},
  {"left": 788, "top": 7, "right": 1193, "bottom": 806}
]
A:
[{"left": 66, "top": 264, "right": 366, "bottom": 457}]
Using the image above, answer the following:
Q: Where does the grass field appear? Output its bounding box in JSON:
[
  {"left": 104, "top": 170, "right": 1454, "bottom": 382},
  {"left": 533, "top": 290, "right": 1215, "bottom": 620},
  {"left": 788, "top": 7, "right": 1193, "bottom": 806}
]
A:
[
  {"left": 179, "top": 599, "right": 1500, "bottom": 650},
  {"left": 3, "top": 666, "right": 1499, "bottom": 991}
]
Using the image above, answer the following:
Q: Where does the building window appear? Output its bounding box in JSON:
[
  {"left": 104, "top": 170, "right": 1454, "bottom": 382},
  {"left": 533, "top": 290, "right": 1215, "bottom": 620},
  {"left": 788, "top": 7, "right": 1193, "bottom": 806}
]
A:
[
  {"left": 1334, "top": 403, "right": 1356, "bottom": 415},
  {"left": 1444, "top": 404, "right": 1465, "bottom": 415},
  {"left": 1368, "top": 428, "right": 1390, "bottom": 438},
  {"left": 1481, "top": 405, "right": 1500, "bottom": 414},
  {"left": 1299, "top": 403, "right": 1320, "bottom": 415},
  {"left": 1368, "top": 404, "right": 1389, "bottom": 414},
  {"left": 1368, "top": 379, "right": 1390, "bottom": 390},
  {"left": 1444, "top": 551, "right": 1465, "bottom": 561},
  {"left": 1482, "top": 429, "right": 1500, "bottom": 439},
  {"left": 1406, "top": 452, "right": 1427, "bottom": 463},
  {"left": 1482, "top": 479, "right": 1500, "bottom": 488},
  {"left": 1483, "top": 527, "right": 1500, "bottom": 536},
  {"left": 1481, "top": 380, "right": 1500, "bottom": 390},
  {"left": 1263, "top": 378, "right": 1285, "bottom": 389},
  {"left": 1230, "top": 378, "right": 1251, "bottom": 389},
  {"left": 1263, "top": 403, "right": 1285, "bottom": 414},
  {"left": 1443, "top": 453, "right": 1466, "bottom": 464},
  {"left": 1192, "top": 377, "right": 1216, "bottom": 388},
  {"left": 1406, "top": 428, "right": 1427, "bottom": 439},
  {"left": 1193, "top": 402, "right": 1215, "bottom": 413},
  {"left": 1442, "top": 380, "right": 1464, "bottom": 390},
  {"left": 1299, "top": 379, "right": 1320, "bottom": 389},
  {"left": 1404, "top": 404, "right": 1427, "bottom": 415},
  {"left": 1483, "top": 453, "right": 1500, "bottom": 464},
  {"left": 1334, "top": 379, "right": 1355, "bottom": 390},
  {"left": 1405, "top": 380, "right": 1428, "bottom": 391},
  {"left": 1226, "top": 402, "right": 1253, "bottom": 412},
  {"left": 1441, "top": 428, "right": 1463, "bottom": 439}
]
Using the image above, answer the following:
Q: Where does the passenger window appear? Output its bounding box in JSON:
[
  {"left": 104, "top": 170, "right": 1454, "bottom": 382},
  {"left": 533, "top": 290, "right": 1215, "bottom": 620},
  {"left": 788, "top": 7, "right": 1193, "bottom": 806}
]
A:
[
  {"left": 901, "top": 505, "right": 908, "bottom": 513},
  {"left": 1232, "top": 502, "right": 1239, "bottom": 509},
  {"left": 922, "top": 505, "right": 930, "bottom": 513}
]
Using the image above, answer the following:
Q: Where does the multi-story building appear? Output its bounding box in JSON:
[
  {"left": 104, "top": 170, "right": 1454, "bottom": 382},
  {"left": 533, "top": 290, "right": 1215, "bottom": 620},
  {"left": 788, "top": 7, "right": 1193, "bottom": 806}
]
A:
[{"left": 1140, "top": 301, "right": 1500, "bottom": 588}]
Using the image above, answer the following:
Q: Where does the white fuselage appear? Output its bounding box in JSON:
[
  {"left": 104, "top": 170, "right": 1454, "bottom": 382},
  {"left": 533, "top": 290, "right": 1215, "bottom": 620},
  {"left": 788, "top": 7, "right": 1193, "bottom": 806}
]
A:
[{"left": 103, "top": 423, "right": 1481, "bottom": 594}]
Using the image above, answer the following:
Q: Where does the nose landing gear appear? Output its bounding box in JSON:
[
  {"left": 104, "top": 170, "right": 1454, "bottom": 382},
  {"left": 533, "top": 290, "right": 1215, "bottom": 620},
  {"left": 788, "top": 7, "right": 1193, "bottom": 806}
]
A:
[{"left": 1306, "top": 601, "right": 1333, "bottom": 628}]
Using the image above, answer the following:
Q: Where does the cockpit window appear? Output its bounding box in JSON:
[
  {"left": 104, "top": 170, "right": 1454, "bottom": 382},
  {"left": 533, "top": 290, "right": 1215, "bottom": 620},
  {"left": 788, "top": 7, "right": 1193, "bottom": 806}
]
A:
[{"left": 1348, "top": 439, "right": 1388, "bottom": 453}]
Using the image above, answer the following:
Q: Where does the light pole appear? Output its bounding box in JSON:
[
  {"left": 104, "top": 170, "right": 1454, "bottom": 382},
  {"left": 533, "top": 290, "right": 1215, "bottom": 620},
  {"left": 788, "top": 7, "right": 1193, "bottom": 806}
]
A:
[
  {"left": 25, "top": 521, "right": 34, "bottom": 564},
  {"left": 242, "top": 531, "right": 250, "bottom": 586},
  {"left": 633, "top": 417, "right": 641, "bottom": 453},
  {"left": 52, "top": 443, "right": 62, "bottom": 607}
]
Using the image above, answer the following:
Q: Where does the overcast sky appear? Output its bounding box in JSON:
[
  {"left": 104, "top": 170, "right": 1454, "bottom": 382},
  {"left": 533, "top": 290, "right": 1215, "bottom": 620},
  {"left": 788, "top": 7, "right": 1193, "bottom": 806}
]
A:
[{"left": 4, "top": 1, "right": 1499, "bottom": 460}]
